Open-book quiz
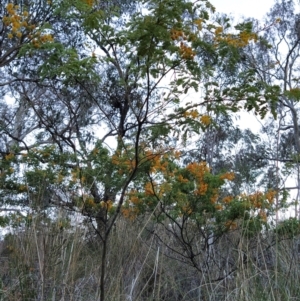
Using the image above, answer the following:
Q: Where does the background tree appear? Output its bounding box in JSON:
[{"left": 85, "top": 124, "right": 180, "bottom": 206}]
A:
[{"left": 232, "top": 0, "right": 300, "bottom": 219}]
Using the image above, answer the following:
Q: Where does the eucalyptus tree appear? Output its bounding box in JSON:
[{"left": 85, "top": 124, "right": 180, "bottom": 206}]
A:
[{"left": 231, "top": 0, "right": 300, "bottom": 218}]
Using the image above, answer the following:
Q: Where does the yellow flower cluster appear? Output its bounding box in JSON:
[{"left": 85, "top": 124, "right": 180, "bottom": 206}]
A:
[
  {"left": 194, "top": 18, "right": 204, "bottom": 30},
  {"left": 111, "top": 151, "right": 136, "bottom": 173},
  {"left": 186, "top": 162, "right": 210, "bottom": 195},
  {"left": 178, "top": 174, "right": 189, "bottom": 183},
  {"left": 248, "top": 191, "right": 264, "bottom": 209},
  {"left": 215, "top": 26, "right": 223, "bottom": 36},
  {"left": 121, "top": 207, "right": 139, "bottom": 221},
  {"left": 181, "top": 204, "right": 193, "bottom": 215},
  {"left": 215, "top": 27, "right": 258, "bottom": 48},
  {"left": 183, "top": 109, "right": 199, "bottom": 119},
  {"left": 225, "top": 220, "right": 238, "bottom": 230},
  {"left": 145, "top": 150, "right": 168, "bottom": 173},
  {"left": 3, "top": 3, "right": 30, "bottom": 39},
  {"left": 258, "top": 210, "right": 267, "bottom": 222},
  {"left": 170, "top": 26, "right": 197, "bottom": 43},
  {"left": 220, "top": 172, "right": 235, "bottom": 181},
  {"left": 170, "top": 27, "right": 196, "bottom": 60},
  {"left": 85, "top": 197, "right": 96, "bottom": 208},
  {"left": 31, "top": 33, "right": 54, "bottom": 48},
  {"left": 246, "top": 190, "right": 276, "bottom": 209},
  {"left": 215, "top": 204, "right": 223, "bottom": 210},
  {"left": 129, "top": 195, "right": 140, "bottom": 205},
  {"left": 237, "top": 31, "right": 258, "bottom": 47},
  {"left": 183, "top": 112, "right": 211, "bottom": 126},
  {"left": 265, "top": 189, "right": 276, "bottom": 204},
  {"left": 5, "top": 153, "right": 14, "bottom": 160},
  {"left": 145, "top": 181, "right": 156, "bottom": 196},
  {"left": 18, "top": 184, "right": 28, "bottom": 192},
  {"left": 179, "top": 42, "right": 196, "bottom": 60},
  {"left": 200, "top": 115, "right": 211, "bottom": 126},
  {"left": 170, "top": 29, "right": 187, "bottom": 41},
  {"left": 4, "top": 3, "right": 54, "bottom": 46},
  {"left": 222, "top": 196, "right": 233, "bottom": 204},
  {"left": 84, "top": 0, "right": 94, "bottom": 6},
  {"left": 100, "top": 200, "right": 113, "bottom": 211},
  {"left": 210, "top": 192, "right": 219, "bottom": 204},
  {"left": 214, "top": 25, "right": 258, "bottom": 48}
]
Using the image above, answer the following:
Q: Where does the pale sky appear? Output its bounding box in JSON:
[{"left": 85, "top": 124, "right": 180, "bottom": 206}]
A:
[{"left": 210, "top": 0, "right": 275, "bottom": 20}]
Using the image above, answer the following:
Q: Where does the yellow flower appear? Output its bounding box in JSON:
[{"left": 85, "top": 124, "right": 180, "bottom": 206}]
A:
[
  {"left": 6, "top": 3, "right": 14, "bottom": 11},
  {"left": 5, "top": 153, "right": 14, "bottom": 160},
  {"left": 100, "top": 200, "right": 113, "bottom": 210},
  {"left": 220, "top": 172, "right": 235, "bottom": 181},
  {"left": 265, "top": 189, "right": 276, "bottom": 204},
  {"left": 130, "top": 195, "right": 140, "bottom": 205},
  {"left": 178, "top": 174, "right": 189, "bottom": 183},
  {"left": 258, "top": 210, "right": 267, "bottom": 222},
  {"left": 190, "top": 110, "right": 199, "bottom": 118},
  {"left": 215, "top": 204, "right": 223, "bottom": 210},
  {"left": 222, "top": 196, "right": 233, "bottom": 204},
  {"left": 19, "top": 185, "right": 27, "bottom": 192},
  {"left": 200, "top": 115, "right": 211, "bottom": 126},
  {"left": 215, "top": 26, "right": 223, "bottom": 35},
  {"left": 225, "top": 220, "right": 237, "bottom": 230},
  {"left": 145, "top": 182, "right": 155, "bottom": 196},
  {"left": 210, "top": 193, "right": 219, "bottom": 204},
  {"left": 194, "top": 18, "right": 203, "bottom": 30},
  {"left": 86, "top": 198, "right": 96, "bottom": 207}
]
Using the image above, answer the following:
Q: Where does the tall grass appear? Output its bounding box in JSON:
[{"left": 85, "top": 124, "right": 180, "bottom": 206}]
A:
[{"left": 0, "top": 211, "right": 300, "bottom": 301}]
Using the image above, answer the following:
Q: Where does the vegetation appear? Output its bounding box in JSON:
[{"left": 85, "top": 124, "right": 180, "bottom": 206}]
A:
[{"left": 1, "top": 0, "right": 300, "bottom": 300}]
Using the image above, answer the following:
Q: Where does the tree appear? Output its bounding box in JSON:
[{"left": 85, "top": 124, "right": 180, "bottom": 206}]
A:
[
  {"left": 234, "top": 0, "right": 300, "bottom": 220},
  {"left": 0, "top": 0, "right": 285, "bottom": 300}
]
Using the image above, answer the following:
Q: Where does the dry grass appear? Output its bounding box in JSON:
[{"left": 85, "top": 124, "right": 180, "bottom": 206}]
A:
[{"left": 0, "top": 211, "right": 300, "bottom": 301}]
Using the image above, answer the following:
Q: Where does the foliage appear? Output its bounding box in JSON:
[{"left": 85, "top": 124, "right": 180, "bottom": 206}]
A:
[
  {"left": 275, "top": 217, "right": 300, "bottom": 238},
  {"left": 1, "top": 0, "right": 299, "bottom": 300}
]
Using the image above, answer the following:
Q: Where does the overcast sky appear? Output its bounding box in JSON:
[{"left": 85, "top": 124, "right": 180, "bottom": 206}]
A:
[{"left": 210, "top": 0, "right": 275, "bottom": 20}]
